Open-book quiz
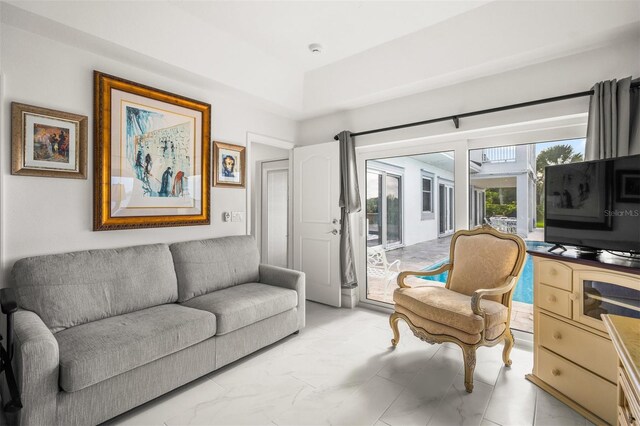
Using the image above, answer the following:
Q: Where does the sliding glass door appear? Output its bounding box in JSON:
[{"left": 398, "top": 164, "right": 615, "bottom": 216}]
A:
[
  {"left": 385, "top": 174, "right": 402, "bottom": 247},
  {"left": 366, "top": 168, "right": 402, "bottom": 249},
  {"left": 439, "top": 181, "right": 454, "bottom": 235},
  {"left": 364, "top": 152, "right": 455, "bottom": 305}
]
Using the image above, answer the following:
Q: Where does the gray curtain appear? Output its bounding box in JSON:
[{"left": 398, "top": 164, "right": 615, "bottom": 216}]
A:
[
  {"left": 585, "top": 76, "right": 640, "bottom": 160},
  {"left": 337, "top": 131, "right": 361, "bottom": 288}
]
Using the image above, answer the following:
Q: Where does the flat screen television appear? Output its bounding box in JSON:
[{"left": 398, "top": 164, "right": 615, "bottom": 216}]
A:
[{"left": 544, "top": 154, "right": 640, "bottom": 254}]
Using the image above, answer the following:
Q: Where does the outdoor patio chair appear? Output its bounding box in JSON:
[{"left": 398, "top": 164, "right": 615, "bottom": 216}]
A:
[
  {"left": 389, "top": 225, "right": 526, "bottom": 392},
  {"left": 366, "top": 246, "right": 401, "bottom": 298}
]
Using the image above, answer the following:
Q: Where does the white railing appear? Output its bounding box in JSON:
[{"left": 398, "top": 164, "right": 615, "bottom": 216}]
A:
[{"left": 482, "top": 147, "right": 516, "bottom": 163}]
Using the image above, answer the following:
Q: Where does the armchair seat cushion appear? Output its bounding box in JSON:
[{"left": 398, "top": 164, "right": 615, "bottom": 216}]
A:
[
  {"left": 181, "top": 283, "right": 298, "bottom": 335},
  {"left": 393, "top": 285, "right": 508, "bottom": 335},
  {"left": 395, "top": 305, "right": 506, "bottom": 345},
  {"left": 55, "top": 304, "right": 216, "bottom": 392}
]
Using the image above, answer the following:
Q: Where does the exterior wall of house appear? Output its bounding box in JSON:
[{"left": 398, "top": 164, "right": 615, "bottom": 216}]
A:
[
  {"left": 368, "top": 156, "right": 454, "bottom": 247},
  {"left": 470, "top": 144, "right": 537, "bottom": 236}
]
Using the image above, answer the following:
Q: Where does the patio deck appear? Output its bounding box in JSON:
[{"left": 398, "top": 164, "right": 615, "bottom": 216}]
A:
[{"left": 366, "top": 231, "right": 536, "bottom": 333}]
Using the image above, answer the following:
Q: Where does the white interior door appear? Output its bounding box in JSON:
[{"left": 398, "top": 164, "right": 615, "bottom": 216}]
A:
[
  {"left": 293, "top": 141, "right": 342, "bottom": 307},
  {"left": 261, "top": 160, "right": 289, "bottom": 268}
]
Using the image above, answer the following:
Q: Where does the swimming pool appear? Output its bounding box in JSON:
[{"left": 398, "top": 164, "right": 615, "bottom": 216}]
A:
[{"left": 420, "top": 240, "right": 549, "bottom": 304}]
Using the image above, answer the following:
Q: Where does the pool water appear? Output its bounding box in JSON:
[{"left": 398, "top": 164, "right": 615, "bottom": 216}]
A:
[{"left": 420, "top": 241, "right": 549, "bottom": 304}]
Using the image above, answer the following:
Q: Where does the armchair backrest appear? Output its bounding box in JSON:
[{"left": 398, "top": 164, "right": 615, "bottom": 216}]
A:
[{"left": 446, "top": 226, "right": 526, "bottom": 303}]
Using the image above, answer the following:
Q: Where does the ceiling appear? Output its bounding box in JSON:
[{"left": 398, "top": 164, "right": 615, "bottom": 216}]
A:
[
  {"left": 174, "top": 1, "right": 489, "bottom": 72},
  {"left": 3, "top": 1, "right": 639, "bottom": 119}
]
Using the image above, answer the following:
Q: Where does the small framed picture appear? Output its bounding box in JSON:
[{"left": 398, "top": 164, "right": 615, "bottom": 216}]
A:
[
  {"left": 11, "top": 102, "right": 87, "bottom": 179},
  {"left": 617, "top": 170, "right": 640, "bottom": 203},
  {"left": 213, "top": 141, "right": 245, "bottom": 188}
]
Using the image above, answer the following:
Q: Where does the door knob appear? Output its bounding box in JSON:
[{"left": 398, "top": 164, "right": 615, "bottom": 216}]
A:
[
  {"left": 332, "top": 219, "right": 341, "bottom": 225},
  {"left": 327, "top": 229, "right": 339, "bottom": 235}
]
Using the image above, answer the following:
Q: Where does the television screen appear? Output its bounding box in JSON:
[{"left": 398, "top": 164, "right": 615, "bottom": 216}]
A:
[{"left": 544, "top": 154, "right": 640, "bottom": 253}]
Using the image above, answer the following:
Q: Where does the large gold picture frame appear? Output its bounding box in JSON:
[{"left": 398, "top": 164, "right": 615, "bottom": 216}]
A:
[{"left": 94, "top": 71, "right": 211, "bottom": 230}]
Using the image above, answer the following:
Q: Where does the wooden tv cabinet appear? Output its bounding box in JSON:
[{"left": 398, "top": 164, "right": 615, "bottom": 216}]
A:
[{"left": 526, "top": 250, "right": 640, "bottom": 425}]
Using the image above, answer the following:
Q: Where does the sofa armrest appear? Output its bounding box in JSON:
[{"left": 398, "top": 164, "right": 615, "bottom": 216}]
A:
[
  {"left": 9, "top": 310, "right": 59, "bottom": 425},
  {"left": 259, "top": 264, "right": 306, "bottom": 330}
]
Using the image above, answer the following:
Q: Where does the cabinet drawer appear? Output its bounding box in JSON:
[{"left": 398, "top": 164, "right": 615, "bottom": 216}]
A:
[
  {"left": 539, "top": 313, "right": 617, "bottom": 382},
  {"left": 538, "top": 260, "right": 572, "bottom": 291},
  {"left": 538, "top": 347, "right": 617, "bottom": 425},
  {"left": 538, "top": 284, "right": 572, "bottom": 318},
  {"left": 619, "top": 366, "right": 640, "bottom": 424}
]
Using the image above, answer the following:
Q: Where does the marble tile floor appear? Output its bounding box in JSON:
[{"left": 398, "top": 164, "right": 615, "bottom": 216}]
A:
[{"left": 105, "top": 302, "right": 590, "bottom": 426}]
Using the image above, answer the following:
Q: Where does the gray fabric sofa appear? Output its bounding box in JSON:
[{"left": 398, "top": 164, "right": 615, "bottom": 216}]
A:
[{"left": 2, "top": 236, "right": 305, "bottom": 425}]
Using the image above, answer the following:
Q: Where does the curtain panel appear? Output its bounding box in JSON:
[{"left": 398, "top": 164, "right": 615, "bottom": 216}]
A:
[
  {"left": 585, "top": 76, "right": 640, "bottom": 160},
  {"left": 337, "top": 131, "right": 361, "bottom": 288}
]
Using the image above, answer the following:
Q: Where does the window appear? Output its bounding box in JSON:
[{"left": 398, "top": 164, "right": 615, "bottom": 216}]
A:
[{"left": 421, "top": 171, "right": 434, "bottom": 220}]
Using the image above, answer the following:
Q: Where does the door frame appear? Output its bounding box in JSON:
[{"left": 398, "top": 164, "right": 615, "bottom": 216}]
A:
[
  {"left": 246, "top": 132, "right": 295, "bottom": 267},
  {"left": 260, "top": 159, "right": 290, "bottom": 268},
  {"left": 356, "top": 140, "right": 467, "bottom": 309},
  {"left": 354, "top": 112, "right": 588, "bottom": 310}
]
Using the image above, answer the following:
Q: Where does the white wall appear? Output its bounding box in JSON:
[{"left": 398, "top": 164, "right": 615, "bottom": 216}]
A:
[
  {"left": 0, "top": 24, "right": 297, "bottom": 279},
  {"left": 298, "top": 36, "right": 640, "bottom": 147}
]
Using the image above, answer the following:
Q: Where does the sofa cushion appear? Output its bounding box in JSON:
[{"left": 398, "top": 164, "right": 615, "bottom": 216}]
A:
[
  {"left": 11, "top": 244, "right": 178, "bottom": 333},
  {"left": 393, "top": 285, "right": 508, "bottom": 335},
  {"left": 181, "top": 283, "right": 298, "bottom": 335},
  {"left": 170, "top": 236, "right": 260, "bottom": 302},
  {"left": 55, "top": 304, "right": 216, "bottom": 392}
]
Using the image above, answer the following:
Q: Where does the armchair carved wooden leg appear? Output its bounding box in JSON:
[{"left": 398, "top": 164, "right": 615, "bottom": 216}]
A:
[
  {"left": 389, "top": 312, "right": 401, "bottom": 347},
  {"left": 502, "top": 329, "right": 514, "bottom": 367},
  {"left": 461, "top": 345, "right": 477, "bottom": 393}
]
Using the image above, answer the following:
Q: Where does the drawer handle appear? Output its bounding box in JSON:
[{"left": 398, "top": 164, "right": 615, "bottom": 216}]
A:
[
  {"left": 553, "top": 332, "right": 562, "bottom": 340},
  {"left": 547, "top": 295, "right": 557, "bottom": 303},
  {"left": 552, "top": 368, "right": 561, "bottom": 377}
]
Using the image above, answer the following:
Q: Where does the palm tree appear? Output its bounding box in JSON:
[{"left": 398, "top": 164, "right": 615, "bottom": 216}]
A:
[{"left": 536, "top": 144, "right": 583, "bottom": 225}]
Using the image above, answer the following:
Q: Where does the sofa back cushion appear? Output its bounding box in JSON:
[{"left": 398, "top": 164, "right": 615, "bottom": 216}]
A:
[
  {"left": 11, "top": 244, "right": 178, "bottom": 333},
  {"left": 170, "top": 236, "right": 260, "bottom": 302}
]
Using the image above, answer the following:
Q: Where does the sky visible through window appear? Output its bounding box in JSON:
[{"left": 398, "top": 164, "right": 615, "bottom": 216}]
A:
[{"left": 535, "top": 138, "right": 585, "bottom": 156}]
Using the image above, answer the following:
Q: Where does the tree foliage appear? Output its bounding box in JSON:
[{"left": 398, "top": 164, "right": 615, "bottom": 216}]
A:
[
  {"left": 535, "top": 144, "right": 583, "bottom": 224},
  {"left": 536, "top": 144, "right": 583, "bottom": 180}
]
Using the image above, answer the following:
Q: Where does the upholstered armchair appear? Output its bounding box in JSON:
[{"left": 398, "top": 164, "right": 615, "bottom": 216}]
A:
[{"left": 389, "top": 225, "right": 526, "bottom": 393}]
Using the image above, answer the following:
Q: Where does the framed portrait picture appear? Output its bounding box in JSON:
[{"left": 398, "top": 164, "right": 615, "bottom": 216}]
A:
[
  {"left": 545, "top": 161, "right": 612, "bottom": 229},
  {"left": 213, "top": 141, "right": 245, "bottom": 188},
  {"left": 11, "top": 102, "right": 87, "bottom": 179},
  {"left": 94, "top": 71, "right": 211, "bottom": 230},
  {"left": 616, "top": 170, "right": 640, "bottom": 203}
]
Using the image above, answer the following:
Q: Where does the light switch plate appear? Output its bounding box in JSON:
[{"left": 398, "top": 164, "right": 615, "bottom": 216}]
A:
[{"left": 231, "top": 212, "right": 243, "bottom": 222}]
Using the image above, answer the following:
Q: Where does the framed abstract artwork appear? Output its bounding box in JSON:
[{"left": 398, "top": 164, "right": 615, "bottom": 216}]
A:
[
  {"left": 616, "top": 170, "right": 640, "bottom": 203},
  {"left": 94, "top": 71, "right": 211, "bottom": 230},
  {"left": 11, "top": 102, "right": 87, "bottom": 179},
  {"left": 545, "top": 160, "right": 612, "bottom": 229},
  {"left": 213, "top": 141, "right": 246, "bottom": 188}
]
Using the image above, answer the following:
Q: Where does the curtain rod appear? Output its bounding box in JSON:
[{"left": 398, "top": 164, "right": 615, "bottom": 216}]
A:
[{"left": 333, "top": 81, "right": 640, "bottom": 140}]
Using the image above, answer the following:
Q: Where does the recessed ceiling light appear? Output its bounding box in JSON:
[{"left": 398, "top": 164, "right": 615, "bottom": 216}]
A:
[{"left": 308, "top": 43, "right": 323, "bottom": 55}]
